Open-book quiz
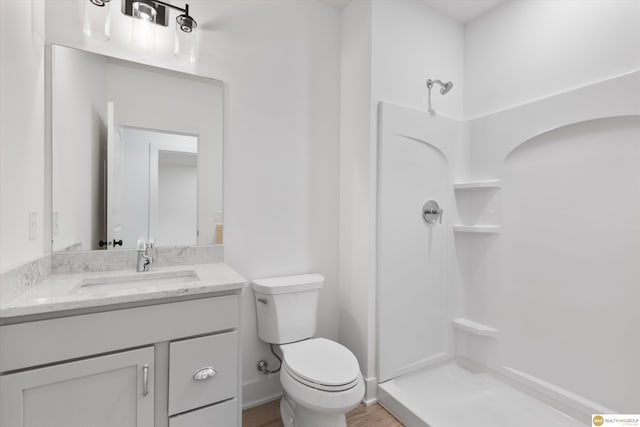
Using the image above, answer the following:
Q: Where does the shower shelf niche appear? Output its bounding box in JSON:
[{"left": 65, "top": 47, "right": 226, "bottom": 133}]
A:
[
  {"left": 453, "top": 225, "right": 501, "bottom": 234},
  {"left": 453, "top": 179, "right": 502, "bottom": 190},
  {"left": 452, "top": 318, "right": 499, "bottom": 338},
  {"left": 453, "top": 178, "right": 501, "bottom": 233}
]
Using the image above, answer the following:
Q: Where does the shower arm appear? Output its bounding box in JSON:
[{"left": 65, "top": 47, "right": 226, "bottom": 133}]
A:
[
  {"left": 426, "top": 79, "right": 444, "bottom": 90},
  {"left": 426, "top": 80, "right": 441, "bottom": 114}
]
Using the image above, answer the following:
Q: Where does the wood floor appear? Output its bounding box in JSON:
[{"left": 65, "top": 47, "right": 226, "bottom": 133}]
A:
[{"left": 242, "top": 399, "right": 404, "bottom": 427}]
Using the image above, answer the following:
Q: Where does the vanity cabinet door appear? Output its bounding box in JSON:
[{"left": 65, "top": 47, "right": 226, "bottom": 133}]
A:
[{"left": 0, "top": 346, "right": 154, "bottom": 427}]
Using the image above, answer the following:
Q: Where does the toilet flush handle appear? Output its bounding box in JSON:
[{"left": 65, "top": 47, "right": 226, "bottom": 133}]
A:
[{"left": 257, "top": 297, "right": 268, "bottom": 305}]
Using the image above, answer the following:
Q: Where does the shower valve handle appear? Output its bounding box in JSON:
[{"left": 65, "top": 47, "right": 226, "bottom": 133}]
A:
[
  {"left": 422, "top": 201, "right": 444, "bottom": 224},
  {"left": 424, "top": 208, "right": 444, "bottom": 224}
]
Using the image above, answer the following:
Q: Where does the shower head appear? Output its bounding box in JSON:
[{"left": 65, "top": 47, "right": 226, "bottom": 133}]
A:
[
  {"left": 440, "top": 81, "right": 453, "bottom": 95},
  {"left": 426, "top": 79, "right": 454, "bottom": 95}
]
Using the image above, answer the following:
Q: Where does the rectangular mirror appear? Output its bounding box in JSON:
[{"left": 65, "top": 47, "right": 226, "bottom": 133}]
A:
[{"left": 51, "top": 45, "right": 223, "bottom": 251}]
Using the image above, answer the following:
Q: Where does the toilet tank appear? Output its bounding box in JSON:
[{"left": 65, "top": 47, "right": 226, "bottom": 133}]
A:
[{"left": 252, "top": 274, "right": 324, "bottom": 344}]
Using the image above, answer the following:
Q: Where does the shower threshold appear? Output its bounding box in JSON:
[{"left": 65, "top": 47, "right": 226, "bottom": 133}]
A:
[{"left": 378, "top": 360, "right": 586, "bottom": 427}]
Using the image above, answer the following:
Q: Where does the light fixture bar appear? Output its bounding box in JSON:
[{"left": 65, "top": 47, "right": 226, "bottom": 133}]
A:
[
  {"left": 121, "top": 0, "right": 194, "bottom": 28},
  {"left": 151, "top": 0, "right": 189, "bottom": 15},
  {"left": 122, "top": 0, "right": 169, "bottom": 26}
]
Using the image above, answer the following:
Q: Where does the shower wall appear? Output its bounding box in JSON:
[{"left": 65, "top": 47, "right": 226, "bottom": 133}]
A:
[
  {"left": 377, "top": 103, "right": 466, "bottom": 382},
  {"left": 377, "top": 72, "right": 640, "bottom": 422},
  {"left": 374, "top": 2, "right": 639, "bottom": 423},
  {"left": 463, "top": 72, "right": 640, "bottom": 418},
  {"left": 501, "top": 116, "right": 640, "bottom": 413}
]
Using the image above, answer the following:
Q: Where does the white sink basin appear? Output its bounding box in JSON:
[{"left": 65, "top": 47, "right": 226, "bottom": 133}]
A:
[{"left": 71, "top": 270, "right": 200, "bottom": 295}]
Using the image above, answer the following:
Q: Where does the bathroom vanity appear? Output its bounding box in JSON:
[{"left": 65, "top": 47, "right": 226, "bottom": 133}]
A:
[
  {"left": 0, "top": 261, "right": 246, "bottom": 427},
  {"left": 0, "top": 40, "right": 240, "bottom": 427}
]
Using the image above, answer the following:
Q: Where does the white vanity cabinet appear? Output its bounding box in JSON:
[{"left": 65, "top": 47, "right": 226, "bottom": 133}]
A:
[
  {"left": 0, "top": 293, "right": 242, "bottom": 427},
  {"left": 0, "top": 347, "right": 155, "bottom": 427}
]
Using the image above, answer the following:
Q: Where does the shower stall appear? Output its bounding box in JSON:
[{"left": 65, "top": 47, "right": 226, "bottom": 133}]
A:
[{"left": 375, "top": 71, "right": 640, "bottom": 426}]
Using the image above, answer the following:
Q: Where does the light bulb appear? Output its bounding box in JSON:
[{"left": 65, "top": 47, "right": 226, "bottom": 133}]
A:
[
  {"left": 132, "top": 1, "right": 157, "bottom": 50},
  {"left": 83, "top": 0, "right": 111, "bottom": 40},
  {"left": 175, "top": 14, "right": 197, "bottom": 62}
]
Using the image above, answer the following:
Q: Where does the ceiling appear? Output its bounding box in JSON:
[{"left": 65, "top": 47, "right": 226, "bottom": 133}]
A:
[
  {"left": 422, "top": 0, "right": 505, "bottom": 23},
  {"left": 320, "top": 0, "right": 505, "bottom": 24},
  {"left": 320, "top": 0, "right": 351, "bottom": 10}
]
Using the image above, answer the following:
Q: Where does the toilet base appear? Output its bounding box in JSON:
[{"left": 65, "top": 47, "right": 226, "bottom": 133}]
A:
[{"left": 280, "top": 393, "right": 347, "bottom": 427}]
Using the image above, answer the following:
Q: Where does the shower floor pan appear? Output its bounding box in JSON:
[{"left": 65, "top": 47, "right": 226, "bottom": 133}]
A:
[{"left": 378, "top": 361, "right": 586, "bottom": 427}]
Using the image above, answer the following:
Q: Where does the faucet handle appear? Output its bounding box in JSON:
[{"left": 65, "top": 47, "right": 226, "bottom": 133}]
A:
[{"left": 137, "top": 238, "right": 154, "bottom": 250}]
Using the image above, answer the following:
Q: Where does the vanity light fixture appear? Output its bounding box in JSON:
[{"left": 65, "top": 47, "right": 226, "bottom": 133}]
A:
[
  {"left": 126, "top": 0, "right": 197, "bottom": 61},
  {"left": 84, "top": 0, "right": 198, "bottom": 62}
]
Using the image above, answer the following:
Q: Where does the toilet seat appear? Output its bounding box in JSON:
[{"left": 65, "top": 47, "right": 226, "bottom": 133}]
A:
[{"left": 281, "top": 338, "right": 360, "bottom": 392}]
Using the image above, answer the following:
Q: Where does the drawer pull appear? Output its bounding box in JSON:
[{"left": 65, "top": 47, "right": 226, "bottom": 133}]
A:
[{"left": 193, "top": 366, "right": 217, "bottom": 381}]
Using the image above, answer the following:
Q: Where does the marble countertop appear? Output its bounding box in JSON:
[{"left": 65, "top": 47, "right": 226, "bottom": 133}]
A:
[{"left": 0, "top": 263, "right": 247, "bottom": 319}]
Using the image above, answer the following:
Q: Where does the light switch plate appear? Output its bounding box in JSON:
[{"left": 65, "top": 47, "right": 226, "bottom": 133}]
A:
[{"left": 28, "top": 212, "right": 37, "bottom": 240}]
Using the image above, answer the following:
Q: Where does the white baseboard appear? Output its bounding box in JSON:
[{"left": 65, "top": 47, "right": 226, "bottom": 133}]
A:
[
  {"left": 363, "top": 376, "right": 378, "bottom": 406},
  {"left": 242, "top": 374, "right": 380, "bottom": 410},
  {"left": 242, "top": 375, "right": 283, "bottom": 410}
]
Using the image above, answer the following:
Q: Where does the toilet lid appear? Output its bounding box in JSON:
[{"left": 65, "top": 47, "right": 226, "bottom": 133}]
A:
[{"left": 281, "top": 338, "right": 360, "bottom": 388}]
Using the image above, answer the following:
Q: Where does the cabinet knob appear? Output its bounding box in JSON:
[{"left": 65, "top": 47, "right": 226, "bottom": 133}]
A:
[{"left": 193, "top": 366, "right": 217, "bottom": 381}]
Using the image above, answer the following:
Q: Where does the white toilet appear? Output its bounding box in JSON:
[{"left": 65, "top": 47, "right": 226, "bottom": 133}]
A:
[{"left": 252, "top": 274, "right": 365, "bottom": 427}]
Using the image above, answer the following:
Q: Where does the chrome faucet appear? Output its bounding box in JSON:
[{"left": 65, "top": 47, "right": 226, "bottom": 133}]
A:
[{"left": 137, "top": 241, "right": 154, "bottom": 272}]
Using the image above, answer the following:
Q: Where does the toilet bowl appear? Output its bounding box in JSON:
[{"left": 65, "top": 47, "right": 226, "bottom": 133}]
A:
[
  {"left": 252, "top": 274, "right": 365, "bottom": 427},
  {"left": 279, "top": 338, "right": 365, "bottom": 427}
]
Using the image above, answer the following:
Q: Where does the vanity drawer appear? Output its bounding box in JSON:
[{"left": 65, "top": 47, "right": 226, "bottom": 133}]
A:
[
  {"left": 169, "top": 331, "right": 238, "bottom": 415},
  {"left": 0, "top": 295, "right": 238, "bottom": 373},
  {"left": 169, "top": 398, "right": 237, "bottom": 427}
]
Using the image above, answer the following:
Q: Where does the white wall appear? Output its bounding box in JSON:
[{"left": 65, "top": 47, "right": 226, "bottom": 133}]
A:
[
  {"left": 465, "top": 0, "right": 640, "bottom": 118},
  {"left": 44, "top": 0, "right": 341, "bottom": 407},
  {"left": 0, "top": 0, "right": 45, "bottom": 270},
  {"left": 338, "top": 0, "right": 374, "bottom": 398},
  {"left": 51, "top": 46, "right": 107, "bottom": 252},
  {"left": 158, "top": 152, "right": 198, "bottom": 247},
  {"left": 372, "top": 0, "right": 464, "bottom": 119}
]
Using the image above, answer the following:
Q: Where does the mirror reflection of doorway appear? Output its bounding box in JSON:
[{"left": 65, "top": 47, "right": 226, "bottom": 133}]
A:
[
  {"left": 153, "top": 149, "right": 198, "bottom": 246},
  {"left": 109, "top": 124, "right": 198, "bottom": 249}
]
